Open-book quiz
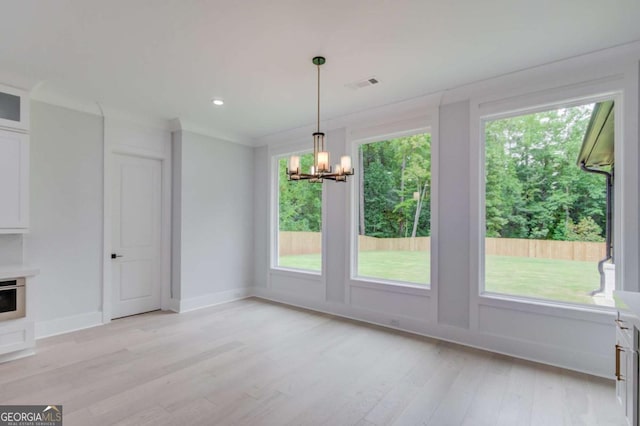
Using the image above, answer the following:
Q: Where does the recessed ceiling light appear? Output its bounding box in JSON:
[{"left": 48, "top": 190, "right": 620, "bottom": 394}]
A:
[{"left": 212, "top": 98, "right": 224, "bottom": 106}]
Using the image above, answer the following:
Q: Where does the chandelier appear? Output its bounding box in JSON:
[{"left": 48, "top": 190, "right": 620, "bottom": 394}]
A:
[{"left": 287, "top": 56, "right": 354, "bottom": 183}]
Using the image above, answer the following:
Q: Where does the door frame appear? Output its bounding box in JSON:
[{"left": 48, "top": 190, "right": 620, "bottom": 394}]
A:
[{"left": 101, "top": 118, "right": 172, "bottom": 323}]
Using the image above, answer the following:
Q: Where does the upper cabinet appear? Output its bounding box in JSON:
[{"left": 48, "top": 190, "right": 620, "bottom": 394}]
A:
[
  {"left": 0, "top": 84, "right": 29, "bottom": 233},
  {"left": 0, "top": 84, "right": 29, "bottom": 132},
  {"left": 0, "top": 130, "right": 28, "bottom": 231}
]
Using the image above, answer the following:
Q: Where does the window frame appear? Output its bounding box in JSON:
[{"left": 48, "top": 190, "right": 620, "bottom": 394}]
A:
[
  {"left": 270, "top": 149, "right": 325, "bottom": 276},
  {"left": 349, "top": 122, "right": 437, "bottom": 292},
  {"left": 471, "top": 83, "right": 624, "bottom": 313}
]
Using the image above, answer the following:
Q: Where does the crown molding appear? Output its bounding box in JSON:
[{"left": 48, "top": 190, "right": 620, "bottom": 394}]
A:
[
  {"left": 0, "top": 72, "right": 40, "bottom": 92},
  {"left": 171, "top": 118, "right": 255, "bottom": 147},
  {"left": 30, "top": 84, "right": 104, "bottom": 117},
  {"left": 30, "top": 84, "right": 177, "bottom": 134},
  {"left": 100, "top": 105, "right": 173, "bottom": 132},
  {"left": 440, "top": 39, "right": 640, "bottom": 106}
]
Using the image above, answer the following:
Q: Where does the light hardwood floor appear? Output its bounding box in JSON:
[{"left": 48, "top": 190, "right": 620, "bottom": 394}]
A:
[{"left": 0, "top": 298, "right": 626, "bottom": 425}]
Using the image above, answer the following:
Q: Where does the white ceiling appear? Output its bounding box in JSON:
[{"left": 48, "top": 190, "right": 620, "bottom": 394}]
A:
[{"left": 1, "top": 0, "right": 639, "bottom": 144}]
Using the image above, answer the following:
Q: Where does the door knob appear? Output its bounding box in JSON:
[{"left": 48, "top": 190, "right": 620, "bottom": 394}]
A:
[{"left": 111, "top": 253, "right": 123, "bottom": 259}]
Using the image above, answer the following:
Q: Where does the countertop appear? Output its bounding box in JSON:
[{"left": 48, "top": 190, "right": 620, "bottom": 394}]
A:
[{"left": 0, "top": 264, "right": 39, "bottom": 280}]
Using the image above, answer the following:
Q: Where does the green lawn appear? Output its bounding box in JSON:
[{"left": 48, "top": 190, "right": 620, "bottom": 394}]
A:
[{"left": 278, "top": 250, "right": 601, "bottom": 305}]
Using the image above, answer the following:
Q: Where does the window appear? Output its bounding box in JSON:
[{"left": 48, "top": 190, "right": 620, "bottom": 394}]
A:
[
  {"left": 276, "top": 152, "right": 322, "bottom": 272},
  {"left": 483, "top": 101, "right": 614, "bottom": 306},
  {"left": 356, "top": 133, "right": 431, "bottom": 286}
]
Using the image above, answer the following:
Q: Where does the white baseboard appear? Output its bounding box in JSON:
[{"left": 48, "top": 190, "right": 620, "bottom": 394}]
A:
[
  {"left": 252, "top": 287, "right": 611, "bottom": 379},
  {"left": 35, "top": 311, "right": 103, "bottom": 339},
  {"left": 32, "top": 289, "right": 253, "bottom": 339},
  {"left": 168, "top": 298, "right": 181, "bottom": 313},
  {"left": 0, "top": 348, "right": 35, "bottom": 363},
  {"left": 176, "top": 287, "right": 254, "bottom": 313}
]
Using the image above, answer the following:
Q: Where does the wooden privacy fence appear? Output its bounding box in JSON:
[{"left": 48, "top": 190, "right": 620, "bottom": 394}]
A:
[
  {"left": 484, "top": 237, "right": 605, "bottom": 262},
  {"left": 279, "top": 232, "right": 322, "bottom": 256},
  {"left": 358, "top": 235, "right": 430, "bottom": 252},
  {"left": 278, "top": 232, "right": 606, "bottom": 262}
]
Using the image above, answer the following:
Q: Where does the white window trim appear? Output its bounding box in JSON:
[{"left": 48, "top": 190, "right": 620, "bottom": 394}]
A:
[
  {"left": 269, "top": 146, "right": 326, "bottom": 278},
  {"left": 347, "top": 111, "right": 439, "bottom": 301},
  {"left": 468, "top": 74, "right": 632, "bottom": 324}
]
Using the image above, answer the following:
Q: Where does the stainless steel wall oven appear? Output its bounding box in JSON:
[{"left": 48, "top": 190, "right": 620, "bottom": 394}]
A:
[{"left": 0, "top": 278, "right": 25, "bottom": 321}]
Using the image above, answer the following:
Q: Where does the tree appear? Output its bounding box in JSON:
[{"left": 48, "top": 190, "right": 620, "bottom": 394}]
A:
[
  {"left": 566, "top": 217, "right": 605, "bottom": 242},
  {"left": 359, "top": 133, "right": 431, "bottom": 238},
  {"left": 484, "top": 104, "right": 608, "bottom": 242},
  {"left": 278, "top": 154, "right": 322, "bottom": 232}
]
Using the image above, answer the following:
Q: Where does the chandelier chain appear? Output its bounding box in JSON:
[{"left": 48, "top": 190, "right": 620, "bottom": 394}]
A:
[{"left": 317, "top": 63, "right": 320, "bottom": 135}]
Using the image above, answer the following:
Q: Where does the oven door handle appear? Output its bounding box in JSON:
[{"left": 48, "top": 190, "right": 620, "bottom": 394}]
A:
[{"left": 0, "top": 285, "right": 22, "bottom": 291}]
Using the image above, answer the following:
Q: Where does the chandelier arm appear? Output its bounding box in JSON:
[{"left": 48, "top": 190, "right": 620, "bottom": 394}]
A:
[{"left": 290, "top": 170, "right": 350, "bottom": 182}]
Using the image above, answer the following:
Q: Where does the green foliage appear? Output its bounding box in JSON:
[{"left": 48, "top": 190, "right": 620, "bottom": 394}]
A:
[
  {"left": 278, "top": 154, "right": 322, "bottom": 232},
  {"left": 361, "top": 134, "right": 431, "bottom": 238},
  {"left": 485, "top": 104, "right": 608, "bottom": 242},
  {"left": 362, "top": 160, "right": 395, "bottom": 237},
  {"left": 566, "top": 217, "right": 605, "bottom": 242}
]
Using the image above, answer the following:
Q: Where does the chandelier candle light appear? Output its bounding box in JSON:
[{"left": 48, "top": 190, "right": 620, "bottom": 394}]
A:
[{"left": 287, "top": 56, "right": 354, "bottom": 183}]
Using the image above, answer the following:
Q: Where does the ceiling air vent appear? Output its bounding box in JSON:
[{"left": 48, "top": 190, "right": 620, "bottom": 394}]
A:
[{"left": 346, "top": 77, "right": 380, "bottom": 90}]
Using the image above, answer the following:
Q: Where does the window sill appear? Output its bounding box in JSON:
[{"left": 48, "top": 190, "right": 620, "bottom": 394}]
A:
[
  {"left": 350, "top": 278, "right": 431, "bottom": 296},
  {"left": 477, "top": 292, "right": 616, "bottom": 324},
  {"left": 270, "top": 267, "right": 322, "bottom": 279}
]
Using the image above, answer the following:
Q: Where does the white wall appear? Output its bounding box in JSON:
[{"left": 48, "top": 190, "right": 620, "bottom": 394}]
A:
[
  {"left": 171, "top": 131, "right": 183, "bottom": 300},
  {"left": 21, "top": 98, "right": 255, "bottom": 334},
  {"left": 437, "top": 100, "right": 470, "bottom": 328},
  {"left": 253, "top": 43, "right": 640, "bottom": 377},
  {"left": 253, "top": 145, "right": 269, "bottom": 289},
  {"left": 172, "top": 130, "right": 254, "bottom": 311},
  {"left": 324, "top": 128, "right": 349, "bottom": 303},
  {"left": 28, "top": 101, "right": 104, "bottom": 333},
  {"left": 0, "top": 235, "right": 23, "bottom": 264}
]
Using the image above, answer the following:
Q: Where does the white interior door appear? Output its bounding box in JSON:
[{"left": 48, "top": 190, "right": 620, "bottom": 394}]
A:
[{"left": 111, "top": 153, "right": 162, "bottom": 319}]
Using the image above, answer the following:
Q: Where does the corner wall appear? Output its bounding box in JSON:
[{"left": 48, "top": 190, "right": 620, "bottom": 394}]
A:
[{"left": 171, "top": 130, "right": 255, "bottom": 311}]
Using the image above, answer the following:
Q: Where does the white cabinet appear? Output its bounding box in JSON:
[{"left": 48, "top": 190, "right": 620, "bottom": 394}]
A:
[
  {"left": 616, "top": 313, "right": 639, "bottom": 426},
  {"left": 0, "top": 129, "right": 29, "bottom": 232},
  {"left": 0, "top": 83, "right": 29, "bottom": 233},
  {"left": 0, "top": 84, "right": 29, "bottom": 131}
]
